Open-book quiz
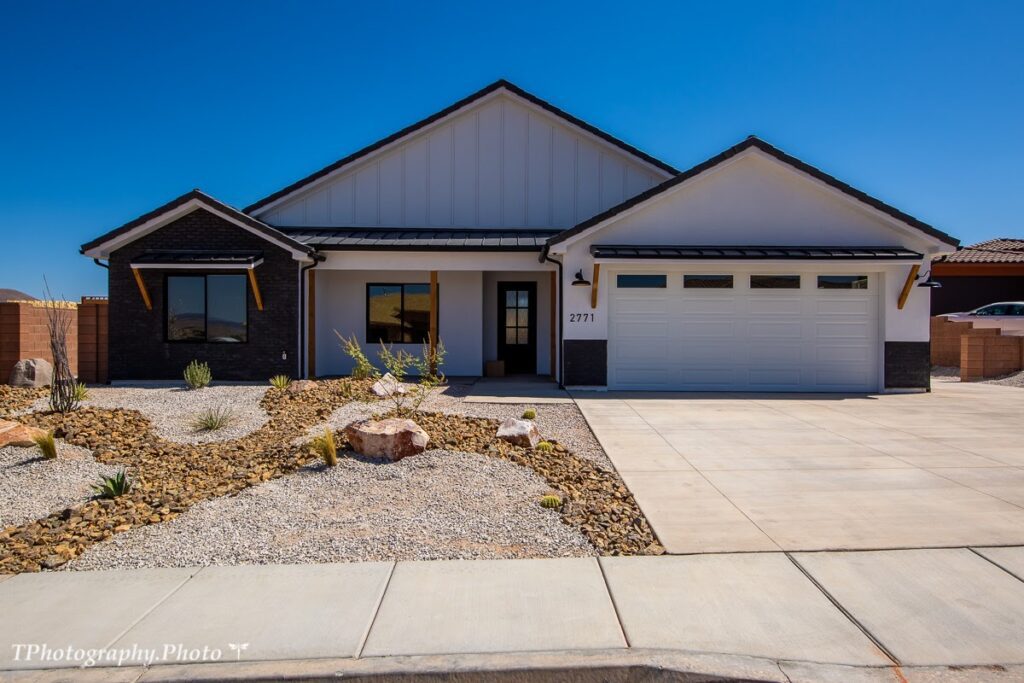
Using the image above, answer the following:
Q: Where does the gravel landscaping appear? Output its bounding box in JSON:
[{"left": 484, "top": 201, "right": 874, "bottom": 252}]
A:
[
  {"left": 69, "top": 449, "right": 593, "bottom": 570},
  {"left": 932, "top": 366, "right": 1024, "bottom": 388},
  {"left": 39, "top": 384, "right": 272, "bottom": 443},
  {"left": 0, "top": 443, "right": 115, "bottom": 530}
]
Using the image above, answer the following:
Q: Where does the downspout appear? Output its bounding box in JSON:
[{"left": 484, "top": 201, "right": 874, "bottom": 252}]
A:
[
  {"left": 299, "top": 253, "right": 324, "bottom": 379},
  {"left": 539, "top": 244, "right": 565, "bottom": 388}
]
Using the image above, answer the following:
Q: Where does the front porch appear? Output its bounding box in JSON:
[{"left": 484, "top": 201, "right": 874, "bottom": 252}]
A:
[{"left": 308, "top": 256, "right": 558, "bottom": 379}]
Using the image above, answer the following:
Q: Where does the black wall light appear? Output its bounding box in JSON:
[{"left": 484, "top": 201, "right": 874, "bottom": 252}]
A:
[
  {"left": 571, "top": 269, "right": 591, "bottom": 286},
  {"left": 916, "top": 270, "right": 942, "bottom": 288}
]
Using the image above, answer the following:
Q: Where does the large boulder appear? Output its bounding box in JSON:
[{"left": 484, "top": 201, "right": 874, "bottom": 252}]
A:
[
  {"left": 286, "top": 379, "right": 318, "bottom": 394},
  {"left": 371, "top": 373, "right": 406, "bottom": 397},
  {"left": 496, "top": 418, "right": 541, "bottom": 449},
  {"left": 9, "top": 358, "right": 52, "bottom": 388},
  {"left": 0, "top": 419, "right": 48, "bottom": 448},
  {"left": 345, "top": 418, "right": 429, "bottom": 461}
]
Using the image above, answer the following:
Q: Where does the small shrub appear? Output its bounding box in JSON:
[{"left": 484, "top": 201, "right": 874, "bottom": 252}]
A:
[
  {"left": 191, "top": 407, "right": 234, "bottom": 431},
  {"left": 336, "top": 332, "right": 379, "bottom": 380},
  {"left": 521, "top": 408, "right": 537, "bottom": 420},
  {"left": 183, "top": 360, "right": 212, "bottom": 389},
  {"left": 535, "top": 441, "right": 554, "bottom": 453},
  {"left": 312, "top": 428, "right": 338, "bottom": 467},
  {"left": 93, "top": 469, "right": 132, "bottom": 499},
  {"left": 33, "top": 430, "right": 58, "bottom": 460},
  {"left": 269, "top": 374, "right": 292, "bottom": 389},
  {"left": 539, "top": 494, "right": 562, "bottom": 509},
  {"left": 72, "top": 382, "right": 90, "bottom": 403}
]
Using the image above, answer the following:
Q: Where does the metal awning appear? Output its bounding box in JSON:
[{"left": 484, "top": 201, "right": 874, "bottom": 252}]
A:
[
  {"left": 590, "top": 245, "right": 923, "bottom": 260},
  {"left": 278, "top": 227, "right": 559, "bottom": 251},
  {"left": 130, "top": 250, "right": 264, "bottom": 269}
]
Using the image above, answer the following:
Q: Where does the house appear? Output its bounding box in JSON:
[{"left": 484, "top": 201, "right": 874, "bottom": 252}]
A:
[
  {"left": 931, "top": 238, "right": 1024, "bottom": 315},
  {"left": 80, "top": 80, "right": 958, "bottom": 392}
]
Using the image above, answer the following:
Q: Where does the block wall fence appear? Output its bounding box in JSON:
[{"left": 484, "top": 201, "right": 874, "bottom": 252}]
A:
[
  {"left": 0, "top": 298, "right": 108, "bottom": 385},
  {"left": 931, "top": 316, "right": 1024, "bottom": 381}
]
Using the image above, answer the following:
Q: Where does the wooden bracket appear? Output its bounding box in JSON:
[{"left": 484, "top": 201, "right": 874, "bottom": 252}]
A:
[
  {"left": 131, "top": 268, "right": 152, "bottom": 311},
  {"left": 590, "top": 264, "right": 601, "bottom": 309},
  {"left": 247, "top": 269, "right": 264, "bottom": 311},
  {"left": 897, "top": 264, "right": 920, "bottom": 310},
  {"left": 429, "top": 271, "right": 439, "bottom": 373}
]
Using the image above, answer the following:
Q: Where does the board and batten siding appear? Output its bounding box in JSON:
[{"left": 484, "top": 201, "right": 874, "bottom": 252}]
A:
[{"left": 261, "top": 94, "right": 665, "bottom": 229}]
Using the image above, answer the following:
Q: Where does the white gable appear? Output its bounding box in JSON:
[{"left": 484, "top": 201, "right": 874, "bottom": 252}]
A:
[
  {"left": 556, "top": 150, "right": 945, "bottom": 254},
  {"left": 259, "top": 92, "right": 668, "bottom": 229}
]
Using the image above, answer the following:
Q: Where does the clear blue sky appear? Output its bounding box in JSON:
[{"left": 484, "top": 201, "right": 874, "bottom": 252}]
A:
[{"left": 2, "top": 1, "right": 1021, "bottom": 299}]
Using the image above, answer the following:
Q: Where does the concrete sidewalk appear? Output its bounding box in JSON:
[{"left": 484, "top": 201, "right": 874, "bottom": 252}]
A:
[{"left": 4, "top": 548, "right": 1024, "bottom": 680}]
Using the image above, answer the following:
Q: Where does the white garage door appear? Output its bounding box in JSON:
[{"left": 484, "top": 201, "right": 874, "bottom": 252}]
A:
[{"left": 608, "top": 271, "right": 879, "bottom": 391}]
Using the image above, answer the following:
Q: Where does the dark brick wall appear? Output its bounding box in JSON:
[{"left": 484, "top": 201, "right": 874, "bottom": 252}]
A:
[
  {"left": 884, "top": 341, "right": 931, "bottom": 390},
  {"left": 563, "top": 339, "right": 607, "bottom": 386},
  {"left": 108, "top": 209, "right": 299, "bottom": 381}
]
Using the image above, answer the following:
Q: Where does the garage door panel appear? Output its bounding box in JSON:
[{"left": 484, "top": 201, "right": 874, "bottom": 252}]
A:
[{"left": 609, "top": 270, "right": 879, "bottom": 392}]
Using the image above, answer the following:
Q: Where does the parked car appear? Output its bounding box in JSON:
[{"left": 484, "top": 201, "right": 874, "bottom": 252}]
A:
[{"left": 940, "top": 302, "right": 1024, "bottom": 333}]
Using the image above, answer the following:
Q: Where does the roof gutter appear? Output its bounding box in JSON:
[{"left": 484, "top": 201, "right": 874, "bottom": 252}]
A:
[{"left": 540, "top": 246, "right": 564, "bottom": 387}]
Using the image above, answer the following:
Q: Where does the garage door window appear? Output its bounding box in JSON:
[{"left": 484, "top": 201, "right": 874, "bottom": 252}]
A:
[
  {"left": 617, "top": 274, "right": 666, "bottom": 288},
  {"left": 818, "top": 275, "right": 869, "bottom": 290},
  {"left": 684, "top": 275, "right": 733, "bottom": 289},
  {"left": 750, "top": 275, "right": 800, "bottom": 289}
]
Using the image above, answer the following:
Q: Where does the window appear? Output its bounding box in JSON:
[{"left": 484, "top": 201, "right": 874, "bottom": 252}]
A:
[
  {"left": 617, "top": 274, "right": 666, "bottom": 288},
  {"left": 367, "top": 284, "right": 432, "bottom": 344},
  {"left": 684, "top": 274, "right": 733, "bottom": 289},
  {"left": 973, "top": 304, "right": 1021, "bottom": 316},
  {"left": 166, "top": 274, "right": 247, "bottom": 343},
  {"left": 750, "top": 275, "right": 801, "bottom": 289},
  {"left": 818, "top": 275, "right": 868, "bottom": 290}
]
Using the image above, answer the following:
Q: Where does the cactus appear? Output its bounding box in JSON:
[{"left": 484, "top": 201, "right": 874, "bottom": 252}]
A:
[
  {"left": 539, "top": 494, "right": 562, "bottom": 509},
  {"left": 536, "top": 441, "right": 554, "bottom": 453},
  {"left": 183, "top": 360, "right": 212, "bottom": 389},
  {"left": 521, "top": 408, "right": 536, "bottom": 420}
]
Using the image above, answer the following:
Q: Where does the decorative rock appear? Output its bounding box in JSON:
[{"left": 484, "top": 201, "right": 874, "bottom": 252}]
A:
[
  {"left": 9, "top": 358, "right": 53, "bottom": 388},
  {"left": 496, "top": 418, "right": 541, "bottom": 449},
  {"left": 285, "top": 379, "right": 318, "bottom": 394},
  {"left": 344, "top": 418, "right": 428, "bottom": 461},
  {"left": 0, "top": 419, "right": 48, "bottom": 448},
  {"left": 371, "top": 373, "right": 406, "bottom": 397}
]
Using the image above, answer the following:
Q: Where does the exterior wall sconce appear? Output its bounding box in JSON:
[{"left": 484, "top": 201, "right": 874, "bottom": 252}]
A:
[
  {"left": 916, "top": 270, "right": 942, "bottom": 288},
  {"left": 571, "top": 269, "right": 591, "bottom": 286}
]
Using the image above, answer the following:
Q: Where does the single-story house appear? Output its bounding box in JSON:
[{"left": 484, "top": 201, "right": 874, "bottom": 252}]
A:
[
  {"left": 81, "top": 79, "right": 959, "bottom": 392},
  {"left": 931, "top": 238, "right": 1024, "bottom": 315}
]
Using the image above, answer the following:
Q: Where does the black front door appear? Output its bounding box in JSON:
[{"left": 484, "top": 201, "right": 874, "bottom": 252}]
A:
[{"left": 497, "top": 282, "right": 537, "bottom": 375}]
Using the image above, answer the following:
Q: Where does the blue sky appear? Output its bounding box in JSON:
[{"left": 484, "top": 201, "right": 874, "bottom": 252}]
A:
[{"left": 2, "top": 1, "right": 1021, "bottom": 299}]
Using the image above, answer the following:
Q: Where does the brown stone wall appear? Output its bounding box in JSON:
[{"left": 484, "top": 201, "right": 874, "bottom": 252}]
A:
[
  {"left": 77, "top": 297, "right": 109, "bottom": 384},
  {"left": 930, "top": 316, "right": 975, "bottom": 367},
  {"left": 961, "top": 328, "right": 1024, "bottom": 381},
  {"left": 0, "top": 301, "right": 78, "bottom": 382}
]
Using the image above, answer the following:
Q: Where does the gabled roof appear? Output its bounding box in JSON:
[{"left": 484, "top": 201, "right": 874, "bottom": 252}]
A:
[
  {"left": 937, "top": 238, "right": 1024, "bottom": 263},
  {"left": 80, "top": 189, "right": 318, "bottom": 259},
  {"left": 243, "top": 79, "right": 679, "bottom": 215},
  {"left": 546, "top": 136, "right": 960, "bottom": 249}
]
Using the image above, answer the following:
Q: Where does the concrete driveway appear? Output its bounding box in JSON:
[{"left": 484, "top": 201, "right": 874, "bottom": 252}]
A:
[{"left": 575, "top": 380, "right": 1024, "bottom": 553}]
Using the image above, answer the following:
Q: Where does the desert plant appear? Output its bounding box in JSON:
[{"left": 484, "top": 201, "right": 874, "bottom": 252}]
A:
[
  {"left": 183, "top": 360, "right": 212, "bottom": 389},
  {"left": 336, "top": 332, "right": 379, "bottom": 380},
  {"left": 93, "top": 469, "right": 132, "bottom": 499},
  {"left": 374, "top": 339, "right": 447, "bottom": 416},
  {"left": 535, "top": 441, "right": 554, "bottom": 453},
  {"left": 42, "top": 280, "right": 78, "bottom": 412},
  {"left": 191, "top": 407, "right": 234, "bottom": 431},
  {"left": 269, "top": 374, "right": 292, "bottom": 389},
  {"left": 539, "top": 494, "right": 562, "bottom": 509},
  {"left": 521, "top": 408, "right": 537, "bottom": 420},
  {"left": 72, "top": 382, "right": 90, "bottom": 403},
  {"left": 33, "top": 430, "right": 58, "bottom": 460},
  {"left": 312, "top": 428, "right": 338, "bottom": 467}
]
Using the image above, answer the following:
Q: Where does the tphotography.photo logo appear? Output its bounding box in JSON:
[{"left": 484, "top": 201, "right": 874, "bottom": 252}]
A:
[{"left": 9, "top": 642, "right": 249, "bottom": 668}]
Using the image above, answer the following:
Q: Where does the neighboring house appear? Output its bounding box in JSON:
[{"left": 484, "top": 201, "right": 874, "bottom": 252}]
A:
[
  {"left": 0, "top": 289, "right": 36, "bottom": 302},
  {"left": 931, "top": 238, "right": 1024, "bottom": 315},
  {"left": 80, "top": 80, "right": 958, "bottom": 391}
]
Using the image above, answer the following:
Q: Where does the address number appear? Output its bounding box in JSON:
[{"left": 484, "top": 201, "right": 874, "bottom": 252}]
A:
[{"left": 569, "top": 313, "right": 595, "bottom": 323}]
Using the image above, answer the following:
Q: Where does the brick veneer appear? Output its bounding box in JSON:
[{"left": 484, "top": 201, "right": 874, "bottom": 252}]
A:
[
  {"left": 107, "top": 209, "right": 299, "bottom": 381},
  {"left": 884, "top": 341, "right": 931, "bottom": 390},
  {"left": 0, "top": 301, "right": 78, "bottom": 382},
  {"left": 961, "top": 329, "right": 1024, "bottom": 381},
  {"left": 563, "top": 339, "right": 607, "bottom": 386}
]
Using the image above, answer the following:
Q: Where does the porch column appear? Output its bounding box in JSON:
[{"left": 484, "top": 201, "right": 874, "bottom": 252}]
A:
[
  {"left": 307, "top": 269, "right": 316, "bottom": 378},
  {"left": 429, "top": 270, "right": 438, "bottom": 373}
]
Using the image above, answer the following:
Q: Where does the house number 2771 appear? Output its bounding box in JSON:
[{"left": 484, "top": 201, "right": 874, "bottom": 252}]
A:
[{"left": 569, "top": 313, "right": 595, "bottom": 323}]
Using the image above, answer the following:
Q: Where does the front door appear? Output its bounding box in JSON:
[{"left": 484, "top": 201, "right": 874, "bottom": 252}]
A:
[{"left": 497, "top": 282, "right": 537, "bottom": 374}]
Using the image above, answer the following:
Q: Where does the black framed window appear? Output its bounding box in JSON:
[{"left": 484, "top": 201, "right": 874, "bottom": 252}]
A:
[
  {"left": 367, "top": 284, "right": 432, "bottom": 344},
  {"left": 617, "top": 274, "right": 666, "bottom": 288},
  {"left": 166, "top": 274, "right": 247, "bottom": 343},
  {"left": 817, "top": 275, "right": 869, "bottom": 290},
  {"left": 750, "top": 275, "right": 801, "bottom": 289},
  {"left": 684, "top": 274, "right": 733, "bottom": 289}
]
